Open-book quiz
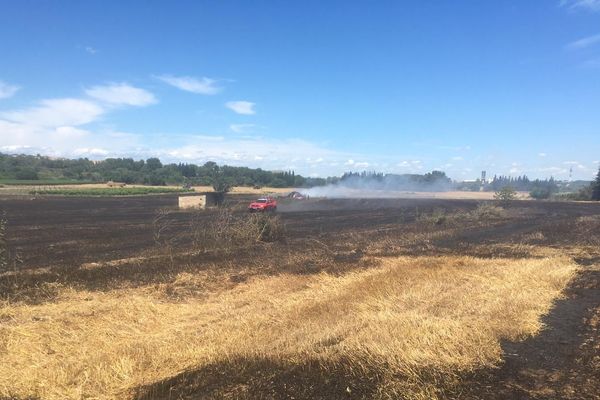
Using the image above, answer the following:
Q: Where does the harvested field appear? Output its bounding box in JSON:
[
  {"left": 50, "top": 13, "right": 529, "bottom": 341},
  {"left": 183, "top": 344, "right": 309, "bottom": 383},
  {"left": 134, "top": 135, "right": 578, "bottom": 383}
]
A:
[
  {"left": 0, "top": 195, "right": 599, "bottom": 399},
  {"left": 0, "top": 184, "right": 292, "bottom": 196}
]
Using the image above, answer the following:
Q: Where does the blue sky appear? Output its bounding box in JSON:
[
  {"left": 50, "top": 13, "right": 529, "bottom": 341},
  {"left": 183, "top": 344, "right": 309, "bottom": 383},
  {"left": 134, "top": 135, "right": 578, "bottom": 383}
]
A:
[{"left": 1, "top": 0, "right": 599, "bottom": 180}]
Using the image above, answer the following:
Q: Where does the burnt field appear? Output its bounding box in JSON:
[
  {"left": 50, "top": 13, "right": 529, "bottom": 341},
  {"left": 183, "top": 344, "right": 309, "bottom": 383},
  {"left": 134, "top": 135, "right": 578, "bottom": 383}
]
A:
[
  {"left": 1, "top": 194, "right": 599, "bottom": 399},
  {"left": 2, "top": 194, "right": 599, "bottom": 269}
]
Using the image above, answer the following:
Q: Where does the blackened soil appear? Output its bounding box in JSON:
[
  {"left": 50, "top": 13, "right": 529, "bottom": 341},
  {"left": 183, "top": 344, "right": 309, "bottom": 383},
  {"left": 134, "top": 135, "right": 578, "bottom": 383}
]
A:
[{"left": 1, "top": 194, "right": 600, "bottom": 399}]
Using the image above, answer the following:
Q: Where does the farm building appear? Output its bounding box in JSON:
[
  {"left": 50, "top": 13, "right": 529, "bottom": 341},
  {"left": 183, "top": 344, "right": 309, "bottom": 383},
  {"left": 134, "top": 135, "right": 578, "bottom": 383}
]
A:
[{"left": 178, "top": 192, "right": 222, "bottom": 209}]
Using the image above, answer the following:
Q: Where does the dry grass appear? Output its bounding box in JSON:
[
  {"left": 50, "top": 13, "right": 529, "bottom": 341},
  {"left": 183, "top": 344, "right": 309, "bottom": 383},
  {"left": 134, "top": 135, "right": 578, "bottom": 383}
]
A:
[{"left": 0, "top": 254, "right": 576, "bottom": 399}]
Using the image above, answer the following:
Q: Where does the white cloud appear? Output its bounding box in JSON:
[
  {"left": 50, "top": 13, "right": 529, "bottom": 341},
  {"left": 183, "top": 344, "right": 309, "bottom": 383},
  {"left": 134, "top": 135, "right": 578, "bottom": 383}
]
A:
[
  {"left": 451, "top": 156, "right": 463, "bottom": 161},
  {"left": 438, "top": 144, "right": 471, "bottom": 151},
  {"left": 0, "top": 98, "right": 104, "bottom": 127},
  {"left": 230, "top": 123, "right": 255, "bottom": 133},
  {"left": 561, "top": 0, "right": 600, "bottom": 12},
  {"left": 156, "top": 75, "right": 222, "bottom": 95},
  {"left": 566, "top": 33, "right": 600, "bottom": 49},
  {"left": 84, "top": 46, "right": 98, "bottom": 55},
  {"left": 74, "top": 147, "right": 109, "bottom": 156},
  {"left": 538, "top": 152, "right": 547, "bottom": 157},
  {"left": 396, "top": 160, "right": 423, "bottom": 172},
  {"left": 226, "top": 101, "right": 256, "bottom": 115},
  {"left": 55, "top": 126, "right": 90, "bottom": 139},
  {"left": 85, "top": 83, "right": 156, "bottom": 106},
  {"left": 0, "top": 81, "right": 20, "bottom": 99}
]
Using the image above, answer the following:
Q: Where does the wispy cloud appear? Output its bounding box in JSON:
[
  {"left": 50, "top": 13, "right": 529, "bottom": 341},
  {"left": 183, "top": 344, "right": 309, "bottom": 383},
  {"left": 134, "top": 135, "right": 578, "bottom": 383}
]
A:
[
  {"left": 0, "top": 98, "right": 104, "bottom": 127},
  {"left": 84, "top": 46, "right": 98, "bottom": 55},
  {"left": 156, "top": 75, "right": 222, "bottom": 95},
  {"left": 561, "top": 0, "right": 600, "bottom": 12},
  {"left": 0, "top": 81, "right": 20, "bottom": 99},
  {"left": 566, "top": 33, "right": 600, "bottom": 50},
  {"left": 538, "top": 152, "right": 547, "bottom": 157},
  {"left": 226, "top": 101, "right": 256, "bottom": 115},
  {"left": 85, "top": 83, "right": 157, "bottom": 106},
  {"left": 230, "top": 123, "right": 255, "bottom": 133}
]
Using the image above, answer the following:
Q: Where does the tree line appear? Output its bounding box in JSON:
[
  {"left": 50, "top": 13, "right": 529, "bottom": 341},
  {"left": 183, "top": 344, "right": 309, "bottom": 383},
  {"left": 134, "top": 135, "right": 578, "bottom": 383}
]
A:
[
  {"left": 2, "top": 152, "right": 599, "bottom": 200},
  {"left": 0, "top": 153, "right": 327, "bottom": 188},
  {"left": 487, "top": 175, "right": 559, "bottom": 199}
]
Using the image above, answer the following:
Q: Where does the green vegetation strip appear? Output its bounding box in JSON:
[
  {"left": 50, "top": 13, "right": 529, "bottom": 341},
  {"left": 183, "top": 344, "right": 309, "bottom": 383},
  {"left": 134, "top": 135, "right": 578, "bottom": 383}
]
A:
[
  {"left": 0, "top": 179, "right": 96, "bottom": 186},
  {"left": 30, "top": 187, "right": 193, "bottom": 196}
]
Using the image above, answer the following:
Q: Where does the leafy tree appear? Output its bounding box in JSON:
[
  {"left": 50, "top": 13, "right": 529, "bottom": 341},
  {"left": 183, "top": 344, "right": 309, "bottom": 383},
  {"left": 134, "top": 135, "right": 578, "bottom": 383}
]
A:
[{"left": 145, "top": 157, "right": 163, "bottom": 171}]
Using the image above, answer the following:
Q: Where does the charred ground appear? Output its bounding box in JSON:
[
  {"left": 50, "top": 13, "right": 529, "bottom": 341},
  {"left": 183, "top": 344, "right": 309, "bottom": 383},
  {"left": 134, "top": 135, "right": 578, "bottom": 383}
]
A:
[{"left": 0, "top": 194, "right": 599, "bottom": 399}]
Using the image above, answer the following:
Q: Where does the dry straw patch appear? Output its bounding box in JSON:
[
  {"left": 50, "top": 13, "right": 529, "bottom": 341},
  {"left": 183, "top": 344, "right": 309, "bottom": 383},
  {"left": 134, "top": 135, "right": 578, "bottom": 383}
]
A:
[{"left": 0, "top": 255, "right": 576, "bottom": 399}]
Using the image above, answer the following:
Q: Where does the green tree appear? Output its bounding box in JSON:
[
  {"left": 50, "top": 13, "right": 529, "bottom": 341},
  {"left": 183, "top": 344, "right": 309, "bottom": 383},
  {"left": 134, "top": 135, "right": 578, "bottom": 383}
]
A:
[
  {"left": 145, "top": 157, "right": 163, "bottom": 171},
  {"left": 592, "top": 167, "right": 600, "bottom": 201},
  {"left": 14, "top": 167, "right": 38, "bottom": 180}
]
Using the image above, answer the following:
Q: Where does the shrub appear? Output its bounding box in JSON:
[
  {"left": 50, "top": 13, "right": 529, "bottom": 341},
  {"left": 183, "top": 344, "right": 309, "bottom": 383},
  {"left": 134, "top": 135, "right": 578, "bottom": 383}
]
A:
[
  {"left": 0, "top": 212, "right": 20, "bottom": 273},
  {"left": 191, "top": 208, "right": 285, "bottom": 252},
  {"left": 529, "top": 187, "right": 552, "bottom": 200},
  {"left": 247, "top": 213, "right": 285, "bottom": 242},
  {"left": 470, "top": 202, "right": 507, "bottom": 220},
  {"left": 494, "top": 186, "right": 517, "bottom": 206},
  {"left": 416, "top": 208, "right": 447, "bottom": 225},
  {"left": 554, "top": 186, "right": 592, "bottom": 201}
]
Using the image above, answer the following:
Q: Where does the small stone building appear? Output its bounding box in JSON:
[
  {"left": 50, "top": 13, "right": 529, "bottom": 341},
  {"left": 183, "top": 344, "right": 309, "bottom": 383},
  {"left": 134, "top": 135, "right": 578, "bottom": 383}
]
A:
[{"left": 178, "top": 192, "right": 221, "bottom": 209}]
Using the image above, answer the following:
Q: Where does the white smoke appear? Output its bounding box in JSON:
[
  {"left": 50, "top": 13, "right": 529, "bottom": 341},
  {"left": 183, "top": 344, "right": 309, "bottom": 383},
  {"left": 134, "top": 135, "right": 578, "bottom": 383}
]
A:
[{"left": 300, "top": 172, "right": 453, "bottom": 198}]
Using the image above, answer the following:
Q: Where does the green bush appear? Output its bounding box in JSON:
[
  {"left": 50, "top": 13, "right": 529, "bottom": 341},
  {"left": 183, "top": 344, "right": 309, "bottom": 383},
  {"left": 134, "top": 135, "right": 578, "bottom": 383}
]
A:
[
  {"left": 14, "top": 168, "right": 39, "bottom": 180},
  {"left": 529, "top": 187, "right": 552, "bottom": 200},
  {"left": 555, "top": 186, "right": 592, "bottom": 201},
  {"left": 494, "top": 186, "right": 517, "bottom": 206}
]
